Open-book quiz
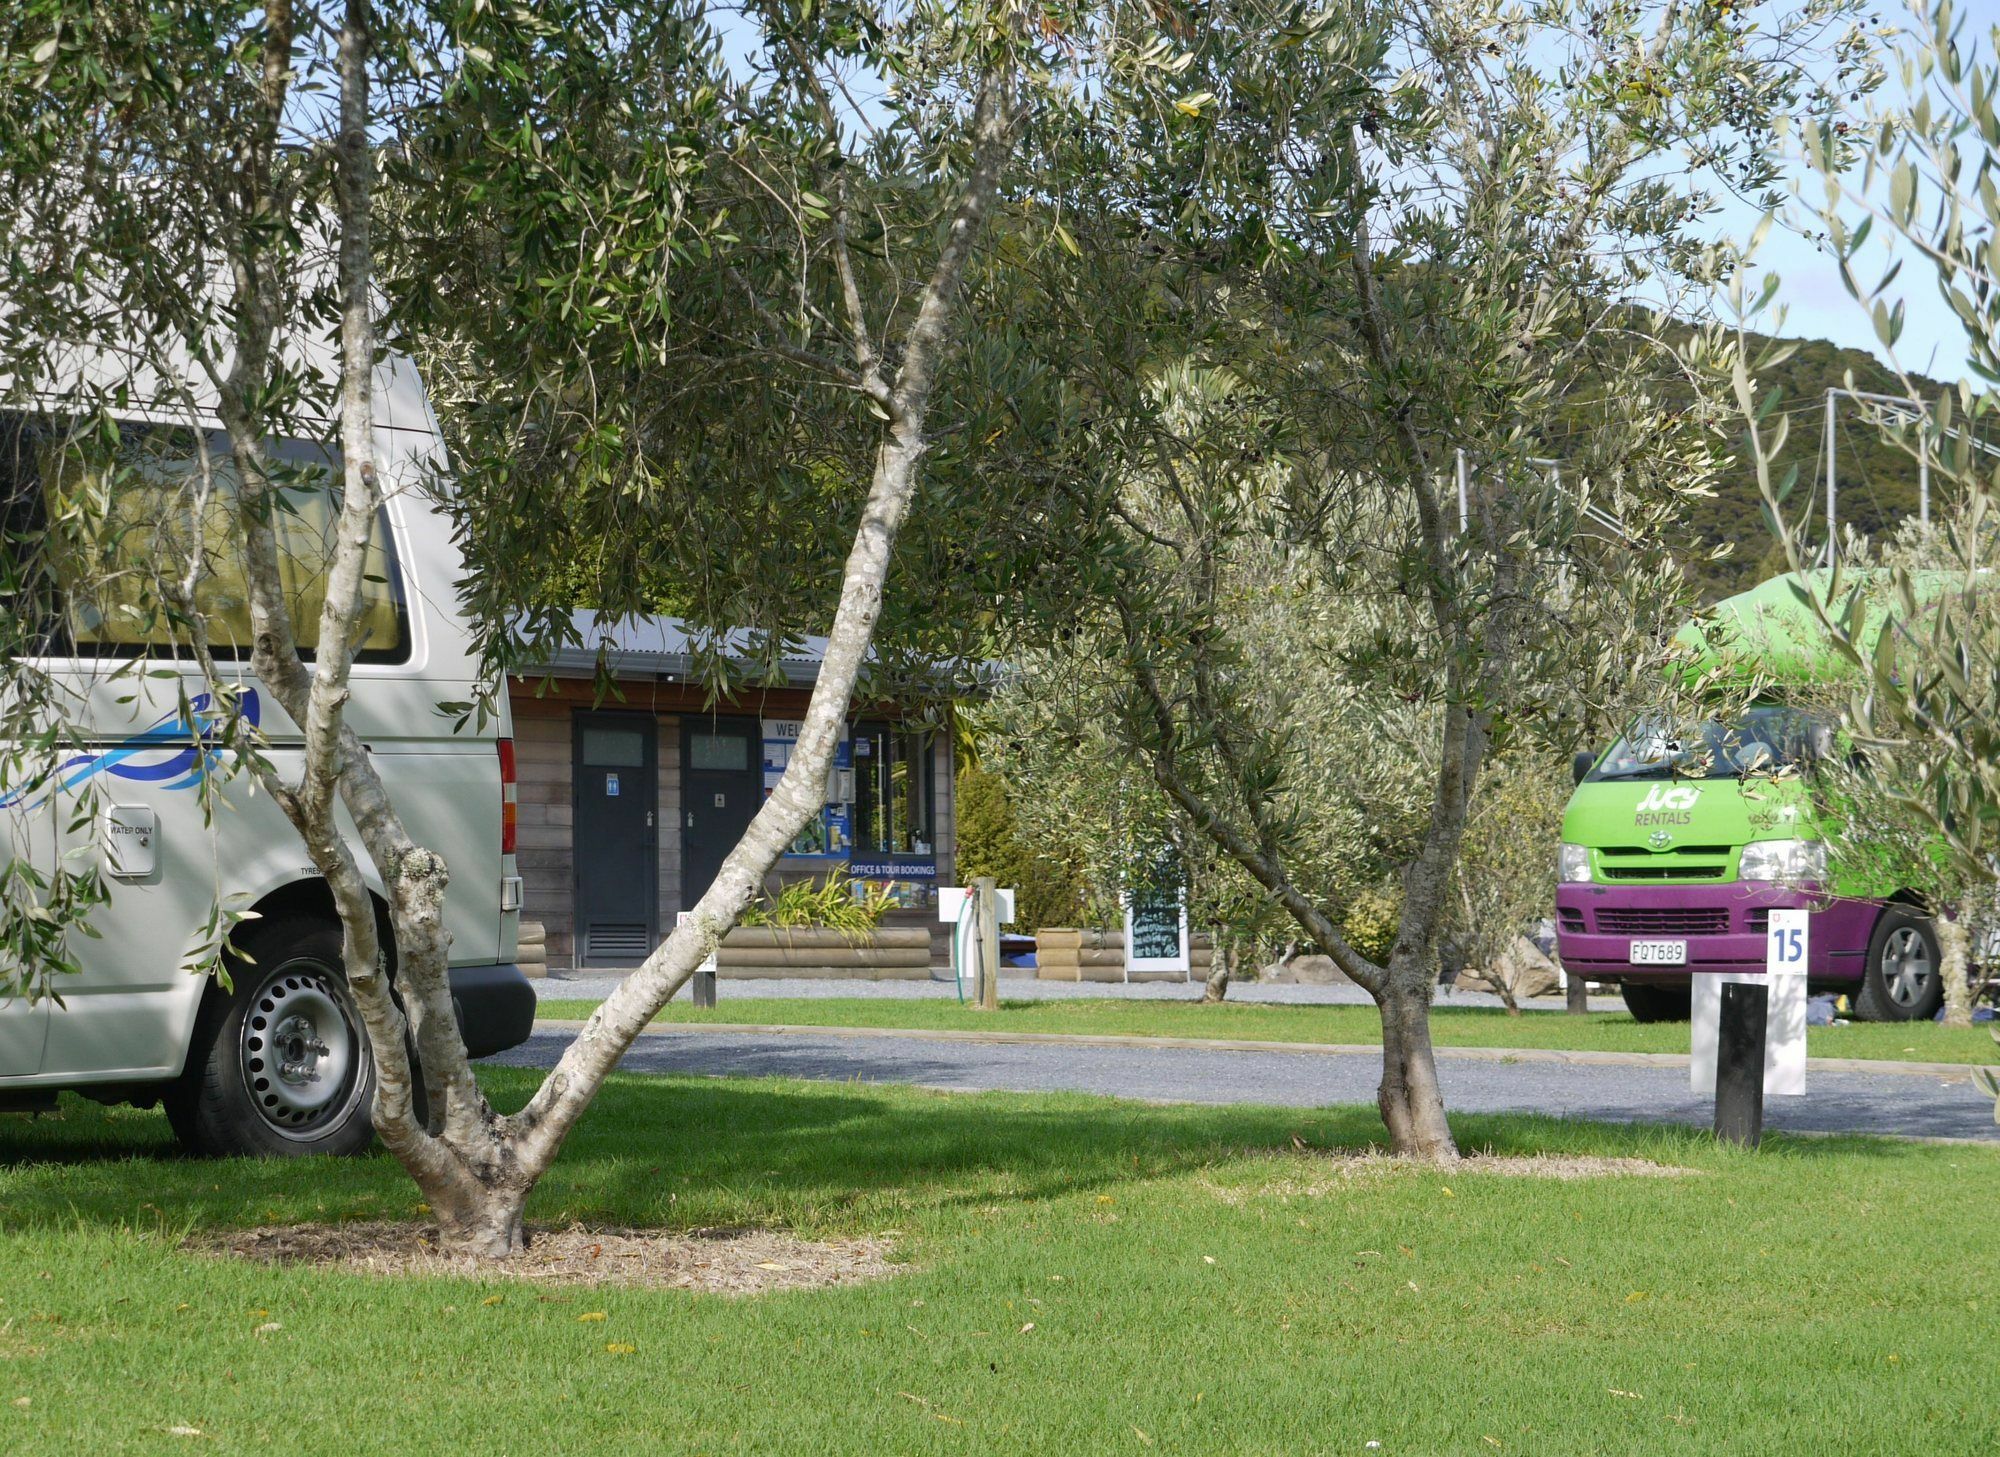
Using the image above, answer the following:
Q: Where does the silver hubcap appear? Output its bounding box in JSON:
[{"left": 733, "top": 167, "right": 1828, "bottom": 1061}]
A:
[
  {"left": 240, "top": 966, "right": 361, "bottom": 1138},
  {"left": 1881, "top": 926, "right": 1936, "bottom": 1007}
]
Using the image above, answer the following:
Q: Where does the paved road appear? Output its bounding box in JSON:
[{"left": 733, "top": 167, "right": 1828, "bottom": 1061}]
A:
[{"left": 493, "top": 1024, "right": 1997, "bottom": 1143}]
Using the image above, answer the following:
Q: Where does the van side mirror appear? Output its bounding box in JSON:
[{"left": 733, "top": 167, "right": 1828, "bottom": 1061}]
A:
[{"left": 1572, "top": 751, "right": 1594, "bottom": 786}]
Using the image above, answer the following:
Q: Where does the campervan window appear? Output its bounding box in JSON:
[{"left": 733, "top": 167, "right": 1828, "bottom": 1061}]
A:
[{"left": 0, "top": 413, "right": 408, "bottom": 662}]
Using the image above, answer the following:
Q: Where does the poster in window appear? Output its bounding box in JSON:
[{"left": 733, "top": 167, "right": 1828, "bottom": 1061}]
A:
[{"left": 763, "top": 719, "right": 854, "bottom": 857}]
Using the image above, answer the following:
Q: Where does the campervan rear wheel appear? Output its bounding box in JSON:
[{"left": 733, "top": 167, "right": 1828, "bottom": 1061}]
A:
[
  {"left": 1855, "top": 908, "right": 1943, "bottom": 1023},
  {"left": 1620, "top": 982, "right": 1692, "bottom": 1023},
  {"left": 164, "top": 917, "right": 377, "bottom": 1157}
]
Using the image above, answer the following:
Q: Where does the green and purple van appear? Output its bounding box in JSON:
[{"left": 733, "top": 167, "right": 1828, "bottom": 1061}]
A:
[{"left": 1554, "top": 572, "right": 1946, "bottom": 1023}]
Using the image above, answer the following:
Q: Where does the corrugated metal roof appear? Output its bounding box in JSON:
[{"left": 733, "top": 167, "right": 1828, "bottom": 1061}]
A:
[{"left": 527, "top": 611, "right": 832, "bottom": 686}]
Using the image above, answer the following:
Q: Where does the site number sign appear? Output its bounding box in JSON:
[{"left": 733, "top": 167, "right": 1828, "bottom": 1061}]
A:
[{"left": 1766, "top": 908, "right": 1808, "bottom": 978}]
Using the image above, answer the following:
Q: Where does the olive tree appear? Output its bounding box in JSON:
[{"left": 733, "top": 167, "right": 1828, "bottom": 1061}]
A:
[
  {"left": 989, "top": 0, "right": 1853, "bottom": 1158},
  {"left": 0, "top": 0, "right": 1081, "bottom": 1254}
]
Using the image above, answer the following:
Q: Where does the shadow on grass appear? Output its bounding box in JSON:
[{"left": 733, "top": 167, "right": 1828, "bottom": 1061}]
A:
[{"left": 0, "top": 1065, "right": 1951, "bottom": 1237}]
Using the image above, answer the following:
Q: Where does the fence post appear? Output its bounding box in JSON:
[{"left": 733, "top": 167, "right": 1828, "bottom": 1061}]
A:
[{"left": 976, "top": 876, "right": 1000, "bottom": 1011}]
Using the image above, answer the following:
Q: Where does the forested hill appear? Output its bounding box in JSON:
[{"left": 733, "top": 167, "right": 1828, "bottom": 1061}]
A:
[{"left": 1669, "top": 330, "right": 1955, "bottom": 600}]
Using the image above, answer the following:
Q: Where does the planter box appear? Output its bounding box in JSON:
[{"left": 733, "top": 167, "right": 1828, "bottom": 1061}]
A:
[
  {"left": 517, "top": 919, "right": 549, "bottom": 980},
  {"left": 724, "top": 926, "right": 931, "bottom": 950},
  {"left": 715, "top": 924, "right": 935, "bottom": 979},
  {"left": 716, "top": 946, "right": 932, "bottom": 969},
  {"left": 1035, "top": 928, "right": 1215, "bottom": 982}
]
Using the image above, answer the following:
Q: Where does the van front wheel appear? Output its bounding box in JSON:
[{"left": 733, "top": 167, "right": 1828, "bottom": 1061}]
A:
[
  {"left": 1855, "top": 908, "right": 1943, "bottom": 1023},
  {"left": 165, "top": 917, "right": 377, "bottom": 1157},
  {"left": 1620, "top": 982, "right": 1692, "bottom": 1023}
]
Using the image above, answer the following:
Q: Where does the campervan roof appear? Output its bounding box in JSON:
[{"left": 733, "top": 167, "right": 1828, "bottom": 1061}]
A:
[{"left": 1672, "top": 568, "right": 1967, "bottom": 691}]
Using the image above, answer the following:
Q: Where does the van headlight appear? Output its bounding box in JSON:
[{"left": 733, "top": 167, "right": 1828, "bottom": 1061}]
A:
[
  {"left": 1737, "top": 839, "right": 1828, "bottom": 883},
  {"left": 1558, "top": 843, "right": 1593, "bottom": 883}
]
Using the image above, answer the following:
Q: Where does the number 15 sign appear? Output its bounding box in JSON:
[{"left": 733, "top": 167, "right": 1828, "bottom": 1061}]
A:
[{"left": 1767, "top": 907, "right": 1808, "bottom": 976}]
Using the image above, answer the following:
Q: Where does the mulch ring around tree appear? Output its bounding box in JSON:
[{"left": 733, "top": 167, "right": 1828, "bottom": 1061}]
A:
[
  {"left": 1199, "top": 1148, "right": 1698, "bottom": 1205},
  {"left": 195, "top": 1222, "right": 898, "bottom": 1294}
]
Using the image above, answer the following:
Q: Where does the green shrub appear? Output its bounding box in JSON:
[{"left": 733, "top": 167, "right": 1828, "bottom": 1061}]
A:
[
  {"left": 740, "top": 877, "right": 888, "bottom": 939},
  {"left": 954, "top": 764, "right": 1087, "bottom": 931}
]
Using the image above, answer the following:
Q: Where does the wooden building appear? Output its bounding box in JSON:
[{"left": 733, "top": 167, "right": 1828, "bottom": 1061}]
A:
[{"left": 509, "top": 615, "right": 957, "bottom": 972}]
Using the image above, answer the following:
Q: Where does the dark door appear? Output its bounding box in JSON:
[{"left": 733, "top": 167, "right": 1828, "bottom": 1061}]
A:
[
  {"left": 682, "top": 717, "right": 762, "bottom": 906},
  {"left": 573, "top": 712, "right": 658, "bottom": 967}
]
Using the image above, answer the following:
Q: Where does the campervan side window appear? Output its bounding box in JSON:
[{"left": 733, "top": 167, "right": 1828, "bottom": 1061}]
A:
[{"left": 0, "top": 414, "right": 408, "bottom": 663}]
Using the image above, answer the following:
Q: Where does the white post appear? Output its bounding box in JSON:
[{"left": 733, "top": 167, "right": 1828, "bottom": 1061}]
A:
[
  {"left": 1919, "top": 438, "right": 1930, "bottom": 529},
  {"left": 1824, "top": 388, "right": 1838, "bottom": 566},
  {"left": 1455, "top": 448, "right": 1470, "bottom": 536}
]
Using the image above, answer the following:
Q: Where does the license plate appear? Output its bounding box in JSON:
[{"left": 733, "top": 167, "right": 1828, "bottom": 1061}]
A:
[{"left": 1629, "top": 939, "right": 1687, "bottom": 966}]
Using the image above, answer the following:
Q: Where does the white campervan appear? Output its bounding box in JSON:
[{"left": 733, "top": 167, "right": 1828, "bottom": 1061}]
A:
[{"left": 0, "top": 343, "right": 534, "bottom": 1157}]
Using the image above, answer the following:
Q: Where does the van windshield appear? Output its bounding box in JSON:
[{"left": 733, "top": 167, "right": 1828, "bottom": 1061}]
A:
[{"left": 1586, "top": 706, "right": 1831, "bottom": 782}]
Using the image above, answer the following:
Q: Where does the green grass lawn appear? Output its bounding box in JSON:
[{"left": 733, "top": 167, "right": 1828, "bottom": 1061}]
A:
[
  {"left": 534, "top": 993, "right": 2000, "bottom": 1065},
  {"left": 3, "top": 1070, "right": 1997, "bottom": 1454}
]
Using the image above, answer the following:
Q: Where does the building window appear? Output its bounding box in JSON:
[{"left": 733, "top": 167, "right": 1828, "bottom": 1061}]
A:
[
  {"left": 851, "top": 721, "right": 933, "bottom": 856},
  {"left": 687, "top": 727, "right": 751, "bottom": 771}
]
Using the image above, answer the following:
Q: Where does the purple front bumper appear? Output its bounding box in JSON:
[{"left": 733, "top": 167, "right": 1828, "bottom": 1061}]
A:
[{"left": 1555, "top": 881, "right": 1878, "bottom": 986}]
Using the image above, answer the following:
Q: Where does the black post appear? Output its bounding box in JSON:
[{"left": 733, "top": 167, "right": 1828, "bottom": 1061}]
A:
[
  {"left": 692, "top": 967, "right": 717, "bottom": 1009},
  {"left": 1714, "top": 981, "right": 1768, "bottom": 1147}
]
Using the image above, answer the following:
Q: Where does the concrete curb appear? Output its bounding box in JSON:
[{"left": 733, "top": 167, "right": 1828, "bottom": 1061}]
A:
[{"left": 528, "top": 1019, "right": 1978, "bottom": 1083}]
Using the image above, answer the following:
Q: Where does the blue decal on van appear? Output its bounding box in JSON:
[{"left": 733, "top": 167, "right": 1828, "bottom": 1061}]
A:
[{"left": 0, "top": 690, "right": 260, "bottom": 810}]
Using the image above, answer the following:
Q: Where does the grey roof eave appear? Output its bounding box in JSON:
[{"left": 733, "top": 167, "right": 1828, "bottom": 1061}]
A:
[{"left": 513, "top": 610, "right": 997, "bottom": 697}]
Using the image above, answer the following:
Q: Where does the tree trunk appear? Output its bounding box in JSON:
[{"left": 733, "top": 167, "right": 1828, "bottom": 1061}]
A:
[
  {"left": 1565, "top": 962, "right": 1590, "bottom": 1015},
  {"left": 178, "top": 19, "right": 1022, "bottom": 1256},
  {"left": 1375, "top": 965, "right": 1458, "bottom": 1161},
  {"left": 413, "top": 1141, "right": 533, "bottom": 1258},
  {"left": 1939, "top": 912, "right": 1974, "bottom": 1030},
  {"left": 1202, "top": 938, "right": 1232, "bottom": 1003}
]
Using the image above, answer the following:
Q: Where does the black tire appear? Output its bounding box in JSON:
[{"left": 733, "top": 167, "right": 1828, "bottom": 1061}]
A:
[
  {"left": 1620, "top": 981, "right": 1693, "bottom": 1023},
  {"left": 164, "top": 915, "right": 377, "bottom": 1157},
  {"left": 1854, "top": 906, "right": 1944, "bottom": 1023}
]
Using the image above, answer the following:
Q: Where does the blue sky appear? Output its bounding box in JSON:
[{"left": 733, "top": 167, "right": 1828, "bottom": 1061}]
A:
[
  {"left": 1710, "top": 156, "right": 1974, "bottom": 387},
  {"left": 1619, "top": 0, "right": 1983, "bottom": 389}
]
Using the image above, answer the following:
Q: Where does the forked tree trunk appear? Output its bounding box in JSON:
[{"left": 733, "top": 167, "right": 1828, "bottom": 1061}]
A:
[
  {"left": 1374, "top": 963, "right": 1458, "bottom": 1161},
  {"left": 195, "top": 4, "right": 1024, "bottom": 1257},
  {"left": 380, "top": 71, "right": 1020, "bottom": 1258}
]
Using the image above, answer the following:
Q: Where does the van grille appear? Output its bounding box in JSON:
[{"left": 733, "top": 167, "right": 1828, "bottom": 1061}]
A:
[
  {"left": 1596, "top": 845, "right": 1733, "bottom": 882},
  {"left": 585, "top": 922, "right": 652, "bottom": 964},
  {"left": 1594, "top": 907, "right": 1730, "bottom": 936}
]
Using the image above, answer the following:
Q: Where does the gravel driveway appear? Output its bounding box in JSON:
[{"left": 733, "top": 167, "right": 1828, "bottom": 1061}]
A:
[{"left": 493, "top": 1023, "right": 1996, "bottom": 1142}]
